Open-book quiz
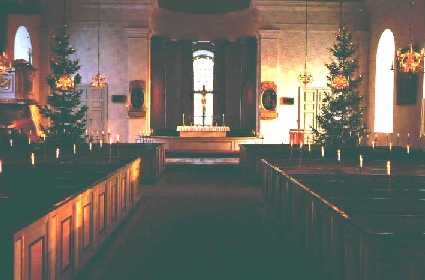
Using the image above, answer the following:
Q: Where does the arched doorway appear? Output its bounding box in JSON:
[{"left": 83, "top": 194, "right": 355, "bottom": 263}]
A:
[{"left": 374, "top": 29, "right": 395, "bottom": 133}]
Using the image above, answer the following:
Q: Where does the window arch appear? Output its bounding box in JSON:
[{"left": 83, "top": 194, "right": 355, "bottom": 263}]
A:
[
  {"left": 14, "top": 26, "right": 32, "bottom": 63},
  {"left": 374, "top": 29, "right": 395, "bottom": 133},
  {"left": 193, "top": 46, "right": 214, "bottom": 125}
]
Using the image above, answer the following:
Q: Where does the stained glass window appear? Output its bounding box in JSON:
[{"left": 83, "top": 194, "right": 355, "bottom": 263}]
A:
[{"left": 193, "top": 47, "right": 214, "bottom": 125}]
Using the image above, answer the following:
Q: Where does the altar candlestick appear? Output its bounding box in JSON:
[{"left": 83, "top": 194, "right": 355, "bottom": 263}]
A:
[
  {"left": 56, "top": 148, "right": 60, "bottom": 159},
  {"left": 31, "top": 153, "right": 35, "bottom": 166},
  {"left": 321, "top": 146, "right": 325, "bottom": 158},
  {"left": 386, "top": 161, "right": 391, "bottom": 176},
  {"left": 406, "top": 145, "right": 410, "bottom": 154},
  {"left": 359, "top": 155, "right": 363, "bottom": 169},
  {"left": 337, "top": 149, "right": 341, "bottom": 162}
]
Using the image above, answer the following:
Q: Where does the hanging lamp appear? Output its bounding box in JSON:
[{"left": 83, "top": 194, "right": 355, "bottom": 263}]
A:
[
  {"left": 0, "top": 52, "right": 12, "bottom": 74},
  {"left": 56, "top": 0, "right": 75, "bottom": 91},
  {"left": 330, "top": 0, "right": 350, "bottom": 90},
  {"left": 393, "top": 0, "right": 424, "bottom": 73},
  {"left": 91, "top": 0, "right": 108, "bottom": 88},
  {"left": 298, "top": 0, "right": 313, "bottom": 87}
]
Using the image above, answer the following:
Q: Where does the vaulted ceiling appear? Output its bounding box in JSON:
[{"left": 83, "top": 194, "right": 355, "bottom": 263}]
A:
[{"left": 158, "top": 0, "right": 252, "bottom": 14}]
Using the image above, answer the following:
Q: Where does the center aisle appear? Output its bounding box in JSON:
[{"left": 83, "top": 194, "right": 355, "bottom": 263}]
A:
[{"left": 77, "top": 165, "right": 320, "bottom": 280}]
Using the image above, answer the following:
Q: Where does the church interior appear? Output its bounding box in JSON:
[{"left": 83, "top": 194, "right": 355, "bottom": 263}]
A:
[{"left": 1, "top": 0, "right": 425, "bottom": 279}]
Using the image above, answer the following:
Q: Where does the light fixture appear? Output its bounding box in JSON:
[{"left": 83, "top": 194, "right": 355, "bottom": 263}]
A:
[
  {"left": 0, "top": 52, "right": 12, "bottom": 74},
  {"left": 331, "top": 72, "right": 349, "bottom": 90},
  {"left": 91, "top": 0, "right": 107, "bottom": 88},
  {"left": 298, "top": 0, "right": 313, "bottom": 87},
  {"left": 56, "top": 74, "right": 75, "bottom": 91},
  {"left": 394, "top": 1, "right": 424, "bottom": 74},
  {"left": 330, "top": 0, "right": 350, "bottom": 90}
]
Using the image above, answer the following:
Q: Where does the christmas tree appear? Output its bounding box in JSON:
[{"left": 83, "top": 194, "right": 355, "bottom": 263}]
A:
[
  {"left": 42, "top": 25, "right": 87, "bottom": 145},
  {"left": 312, "top": 26, "right": 366, "bottom": 147}
]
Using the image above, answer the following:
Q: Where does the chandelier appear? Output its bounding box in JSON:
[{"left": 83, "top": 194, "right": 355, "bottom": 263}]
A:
[
  {"left": 298, "top": 0, "right": 312, "bottom": 87},
  {"left": 394, "top": 1, "right": 425, "bottom": 74},
  {"left": 91, "top": 0, "right": 107, "bottom": 89},
  {"left": 395, "top": 44, "right": 424, "bottom": 73},
  {"left": 56, "top": 74, "right": 74, "bottom": 91},
  {"left": 331, "top": 73, "right": 349, "bottom": 90},
  {"left": 0, "top": 52, "right": 12, "bottom": 74}
]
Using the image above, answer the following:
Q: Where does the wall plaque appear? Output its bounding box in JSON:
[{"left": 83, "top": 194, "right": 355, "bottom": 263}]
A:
[{"left": 111, "top": 95, "right": 127, "bottom": 103}]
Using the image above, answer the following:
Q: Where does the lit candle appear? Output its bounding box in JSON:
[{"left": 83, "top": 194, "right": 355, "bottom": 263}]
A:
[
  {"left": 56, "top": 148, "right": 60, "bottom": 159},
  {"left": 372, "top": 140, "right": 375, "bottom": 149},
  {"left": 406, "top": 144, "right": 410, "bottom": 154},
  {"left": 182, "top": 113, "right": 185, "bottom": 125},
  {"left": 28, "top": 138, "right": 31, "bottom": 145},
  {"left": 386, "top": 161, "right": 391, "bottom": 176},
  {"left": 73, "top": 144, "right": 77, "bottom": 155},
  {"left": 359, "top": 154, "right": 363, "bottom": 169},
  {"left": 100, "top": 139, "right": 103, "bottom": 148},
  {"left": 222, "top": 113, "right": 225, "bottom": 124},
  {"left": 308, "top": 143, "right": 311, "bottom": 152},
  {"left": 9, "top": 139, "right": 13, "bottom": 147},
  {"left": 0, "top": 160, "right": 2, "bottom": 174},
  {"left": 102, "top": 130, "right": 105, "bottom": 136},
  {"left": 31, "top": 153, "right": 35, "bottom": 166},
  {"left": 290, "top": 140, "right": 293, "bottom": 148},
  {"left": 321, "top": 146, "right": 325, "bottom": 158},
  {"left": 89, "top": 142, "right": 93, "bottom": 151},
  {"left": 389, "top": 142, "right": 392, "bottom": 151},
  {"left": 42, "top": 134, "right": 46, "bottom": 141},
  {"left": 300, "top": 143, "right": 303, "bottom": 149},
  {"left": 337, "top": 149, "right": 341, "bottom": 162}
]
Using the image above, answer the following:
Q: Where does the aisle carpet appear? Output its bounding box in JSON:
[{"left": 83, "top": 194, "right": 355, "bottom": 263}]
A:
[{"left": 77, "top": 165, "right": 321, "bottom": 280}]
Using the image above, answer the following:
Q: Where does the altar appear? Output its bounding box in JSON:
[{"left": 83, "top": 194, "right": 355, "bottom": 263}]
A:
[{"left": 177, "top": 125, "right": 230, "bottom": 138}]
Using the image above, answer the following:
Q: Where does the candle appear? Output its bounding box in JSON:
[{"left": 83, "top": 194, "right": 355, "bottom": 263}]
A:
[
  {"left": 222, "top": 113, "right": 225, "bottom": 124},
  {"left": 300, "top": 143, "right": 303, "bottom": 149},
  {"left": 290, "top": 141, "right": 293, "bottom": 148},
  {"left": 0, "top": 160, "right": 2, "bottom": 174},
  {"left": 372, "top": 140, "right": 375, "bottom": 149},
  {"left": 74, "top": 144, "right": 77, "bottom": 155},
  {"left": 182, "top": 113, "right": 185, "bottom": 125},
  {"left": 389, "top": 142, "right": 392, "bottom": 151},
  {"left": 89, "top": 142, "right": 93, "bottom": 151},
  {"left": 56, "top": 148, "right": 60, "bottom": 159},
  {"left": 406, "top": 145, "right": 410, "bottom": 154},
  {"left": 100, "top": 139, "right": 103, "bottom": 148},
  {"left": 308, "top": 143, "right": 311, "bottom": 152},
  {"left": 42, "top": 134, "right": 46, "bottom": 141},
  {"left": 359, "top": 155, "right": 363, "bottom": 169},
  {"left": 386, "top": 161, "right": 391, "bottom": 176},
  {"left": 321, "top": 146, "right": 325, "bottom": 158},
  {"left": 9, "top": 139, "right": 13, "bottom": 147},
  {"left": 31, "top": 153, "right": 35, "bottom": 166},
  {"left": 116, "top": 134, "right": 120, "bottom": 143},
  {"left": 102, "top": 130, "right": 105, "bottom": 136},
  {"left": 28, "top": 138, "right": 31, "bottom": 145},
  {"left": 337, "top": 149, "right": 341, "bottom": 162}
]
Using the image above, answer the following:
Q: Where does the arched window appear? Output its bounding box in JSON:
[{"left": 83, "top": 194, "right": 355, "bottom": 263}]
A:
[
  {"left": 193, "top": 47, "right": 214, "bottom": 125},
  {"left": 14, "top": 26, "right": 32, "bottom": 63},
  {"left": 374, "top": 29, "right": 395, "bottom": 133}
]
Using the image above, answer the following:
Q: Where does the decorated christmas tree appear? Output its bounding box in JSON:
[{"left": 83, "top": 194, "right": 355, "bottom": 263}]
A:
[
  {"left": 312, "top": 26, "right": 366, "bottom": 147},
  {"left": 42, "top": 25, "right": 87, "bottom": 145}
]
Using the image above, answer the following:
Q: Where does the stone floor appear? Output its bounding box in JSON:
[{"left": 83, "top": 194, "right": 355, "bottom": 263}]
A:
[{"left": 77, "top": 164, "right": 321, "bottom": 280}]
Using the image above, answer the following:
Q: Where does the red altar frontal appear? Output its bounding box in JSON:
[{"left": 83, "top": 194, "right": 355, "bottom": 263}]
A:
[{"left": 177, "top": 125, "right": 230, "bottom": 138}]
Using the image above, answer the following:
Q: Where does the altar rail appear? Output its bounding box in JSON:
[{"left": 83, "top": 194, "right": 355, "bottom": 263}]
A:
[
  {"left": 261, "top": 159, "right": 425, "bottom": 280},
  {"left": 146, "top": 136, "right": 261, "bottom": 153},
  {"left": 1, "top": 158, "right": 141, "bottom": 280}
]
